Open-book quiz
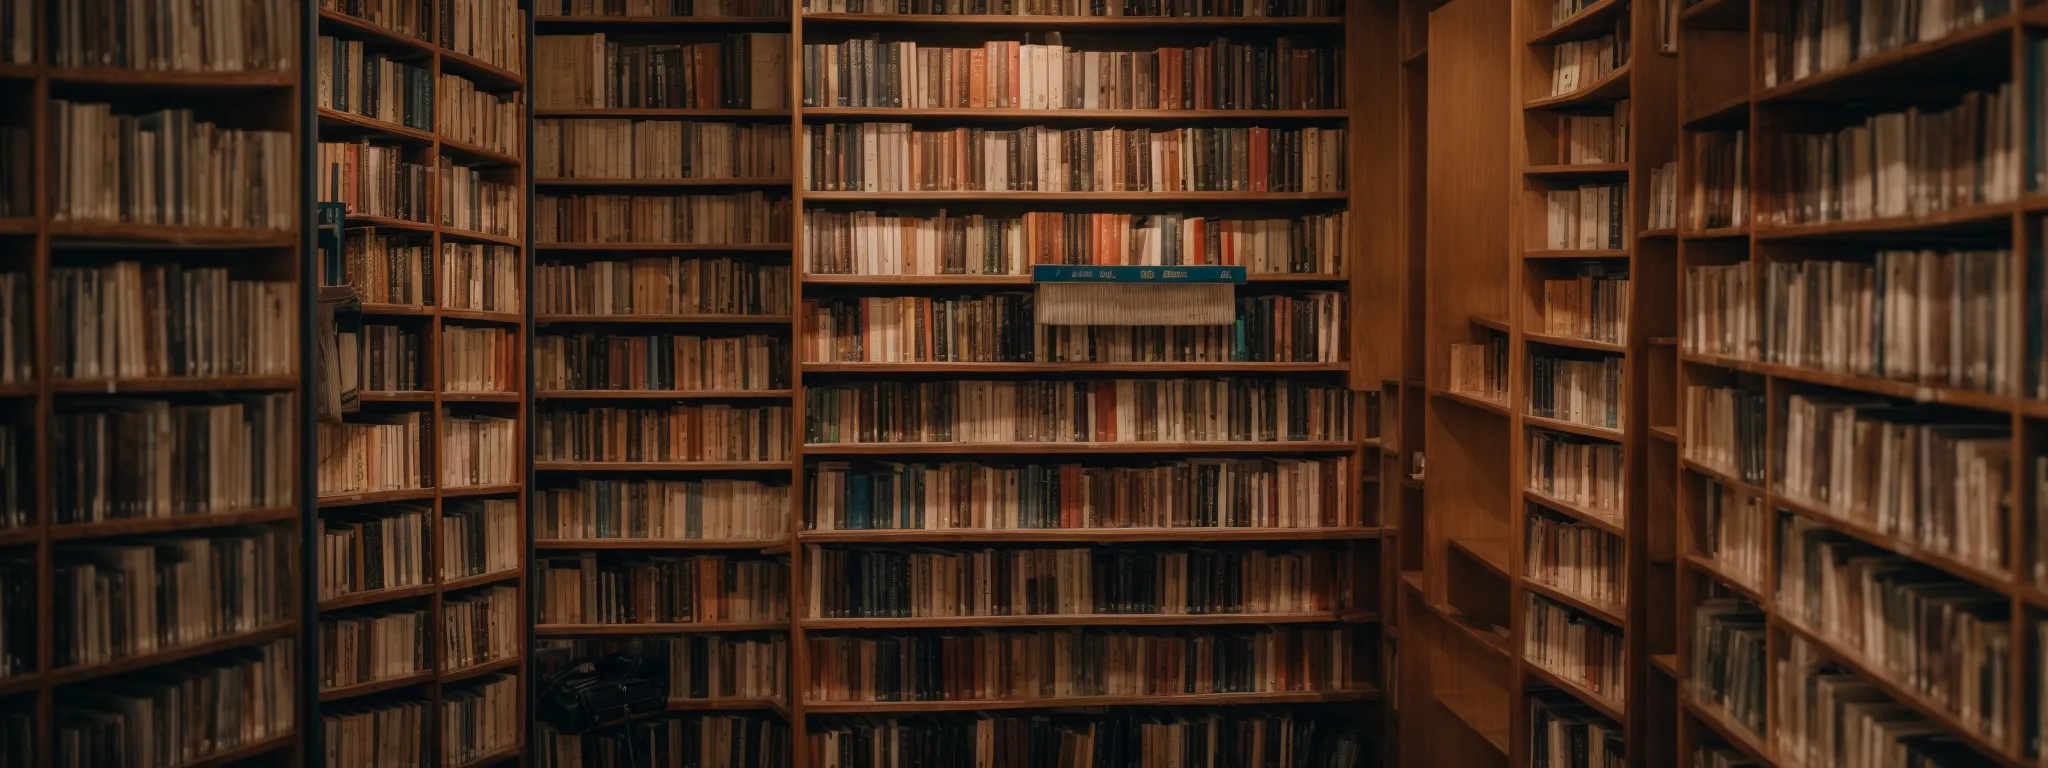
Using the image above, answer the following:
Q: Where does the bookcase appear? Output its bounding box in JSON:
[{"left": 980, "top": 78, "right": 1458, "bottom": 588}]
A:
[
  {"left": 0, "top": 0, "right": 306, "bottom": 765},
  {"left": 1664, "top": 3, "right": 2042, "bottom": 767},
  {"left": 312, "top": 1, "right": 530, "bottom": 764}
]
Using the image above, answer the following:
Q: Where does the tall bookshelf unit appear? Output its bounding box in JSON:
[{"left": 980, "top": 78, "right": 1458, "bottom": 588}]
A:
[
  {"left": 0, "top": 0, "right": 307, "bottom": 765},
  {"left": 313, "top": 2, "right": 531, "bottom": 764},
  {"left": 1667, "top": 3, "right": 2043, "bottom": 768}
]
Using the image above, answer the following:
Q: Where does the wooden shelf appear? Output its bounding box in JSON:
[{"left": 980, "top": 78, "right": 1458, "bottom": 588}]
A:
[
  {"left": 1773, "top": 493, "right": 2015, "bottom": 597},
  {"left": 48, "top": 623, "right": 298, "bottom": 686},
  {"left": 320, "top": 670, "right": 435, "bottom": 702},
  {"left": 800, "top": 688, "right": 1378, "bottom": 714},
  {"left": 801, "top": 107, "right": 1349, "bottom": 121},
  {"left": 1682, "top": 554, "right": 1767, "bottom": 606},
  {"left": 1683, "top": 91, "right": 1752, "bottom": 130},
  {"left": 1524, "top": 248, "right": 1627, "bottom": 260},
  {"left": 1522, "top": 62, "right": 1631, "bottom": 110},
  {"left": 1649, "top": 424, "right": 1679, "bottom": 444},
  {"left": 439, "top": 568, "right": 521, "bottom": 593},
  {"left": 536, "top": 313, "right": 791, "bottom": 324},
  {"left": 450, "top": 744, "right": 523, "bottom": 768},
  {"left": 534, "top": 461, "right": 794, "bottom": 472},
  {"left": 50, "top": 374, "right": 298, "bottom": 394},
  {"left": 533, "top": 242, "right": 793, "bottom": 252},
  {"left": 667, "top": 697, "right": 787, "bottom": 712},
  {"left": 1679, "top": 456, "right": 1763, "bottom": 496},
  {"left": 798, "top": 527, "right": 1383, "bottom": 544},
  {"left": 1448, "top": 538, "right": 1509, "bottom": 579},
  {"left": 534, "top": 177, "right": 792, "bottom": 188},
  {"left": 318, "top": 487, "right": 437, "bottom": 508},
  {"left": 316, "top": 9, "right": 435, "bottom": 53},
  {"left": 1681, "top": 695, "right": 1782, "bottom": 768},
  {"left": 536, "top": 389, "right": 794, "bottom": 400},
  {"left": 801, "top": 611, "right": 1375, "bottom": 630},
  {"left": 1521, "top": 331, "right": 1625, "bottom": 354},
  {"left": 46, "top": 67, "right": 294, "bottom": 89},
  {"left": 1522, "top": 163, "right": 1628, "bottom": 177},
  {"left": 438, "top": 49, "right": 524, "bottom": 90},
  {"left": 802, "top": 191, "right": 1350, "bottom": 202},
  {"left": 1639, "top": 227, "right": 1677, "bottom": 238},
  {"left": 319, "top": 582, "right": 437, "bottom": 612},
  {"left": 1435, "top": 690, "right": 1510, "bottom": 754},
  {"left": 535, "top": 621, "right": 789, "bottom": 636},
  {"left": 1753, "top": 202, "right": 2013, "bottom": 240},
  {"left": 536, "top": 14, "right": 791, "bottom": 25},
  {"left": 48, "top": 506, "right": 298, "bottom": 541},
  {"left": 356, "top": 390, "right": 435, "bottom": 403},
  {"left": 442, "top": 655, "right": 523, "bottom": 684},
  {"left": 1520, "top": 662, "right": 1624, "bottom": 722},
  {"left": 1470, "top": 315, "right": 1510, "bottom": 334},
  {"left": 438, "top": 308, "right": 525, "bottom": 324},
  {"left": 47, "top": 220, "right": 295, "bottom": 247},
  {"left": 1522, "top": 413, "right": 1625, "bottom": 442},
  {"left": 1680, "top": 225, "right": 1750, "bottom": 240},
  {"left": 1651, "top": 653, "right": 1678, "bottom": 678},
  {"left": 1776, "top": 615, "right": 2017, "bottom": 764},
  {"left": 535, "top": 537, "right": 785, "bottom": 550},
  {"left": 800, "top": 273, "right": 1348, "bottom": 285},
  {"left": 1521, "top": 578, "right": 1622, "bottom": 626},
  {"left": 799, "top": 12, "right": 1345, "bottom": 27},
  {"left": 317, "top": 107, "right": 437, "bottom": 143},
  {"left": 530, "top": 107, "right": 792, "bottom": 118},
  {"left": 1431, "top": 388, "right": 1511, "bottom": 417},
  {"left": 1523, "top": 489, "right": 1625, "bottom": 536},
  {"left": 800, "top": 362, "right": 1349, "bottom": 374},
  {"left": 1754, "top": 18, "right": 2012, "bottom": 103},
  {"left": 438, "top": 227, "right": 524, "bottom": 247},
  {"left": 170, "top": 733, "right": 298, "bottom": 768},
  {"left": 1527, "top": 0, "right": 1627, "bottom": 45},
  {"left": 441, "top": 482, "right": 523, "bottom": 498},
  {"left": 437, "top": 136, "right": 522, "bottom": 167},
  {"left": 1677, "top": 0, "right": 1748, "bottom": 29},
  {"left": 802, "top": 441, "right": 1363, "bottom": 456},
  {"left": 0, "top": 217, "right": 34, "bottom": 235}
]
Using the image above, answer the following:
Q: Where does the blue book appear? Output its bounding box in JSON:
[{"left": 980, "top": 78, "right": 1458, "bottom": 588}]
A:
[{"left": 1031, "top": 265, "right": 1248, "bottom": 284}]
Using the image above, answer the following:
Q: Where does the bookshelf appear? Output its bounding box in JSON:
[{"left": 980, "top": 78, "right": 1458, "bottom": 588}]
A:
[
  {"left": 0, "top": 0, "right": 306, "bottom": 765},
  {"left": 1659, "top": 3, "right": 2045, "bottom": 768},
  {"left": 312, "top": 0, "right": 530, "bottom": 764}
]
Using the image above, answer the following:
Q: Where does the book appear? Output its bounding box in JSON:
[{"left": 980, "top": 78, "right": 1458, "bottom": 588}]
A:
[
  {"left": 441, "top": 243, "right": 521, "bottom": 314},
  {"left": 1526, "top": 351, "right": 1623, "bottom": 430},
  {"left": 803, "top": 379, "right": 1354, "bottom": 445},
  {"left": 53, "top": 527, "right": 296, "bottom": 667},
  {"left": 0, "top": 273, "right": 26, "bottom": 383},
  {"left": 442, "top": 498, "right": 520, "bottom": 580},
  {"left": 535, "top": 478, "right": 790, "bottom": 541},
  {"left": 443, "top": 584, "right": 520, "bottom": 672},
  {"left": 536, "top": 403, "right": 792, "bottom": 462},
  {"left": 318, "top": 411, "right": 432, "bottom": 497},
  {"left": 55, "top": 638, "right": 296, "bottom": 766},
  {"left": 803, "top": 209, "right": 1349, "bottom": 276},
  {"left": 1682, "top": 384, "right": 1765, "bottom": 483},
  {"left": 1523, "top": 594, "right": 1624, "bottom": 703},
  {"left": 319, "top": 606, "right": 432, "bottom": 689},
  {"left": 1646, "top": 161, "right": 1676, "bottom": 230},
  {"left": 441, "top": 0, "right": 525, "bottom": 74},
  {"left": 322, "top": 695, "right": 430, "bottom": 767},
  {"left": 318, "top": 140, "right": 431, "bottom": 223},
  {"left": 1526, "top": 429, "right": 1624, "bottom": 516},
  {"left": 1542, "top": 185, "right": 1628, "bottom": 251},
  {"left": 55, "top": 394, "right": 296, "bottom": 522},
  {"left": 535, "top": 332, "right": 790, "bottom": 392},
  {"left": 54, "top": 0, "right": 296, "bottom": 72},
  {"left": 53, "top": 102, "right": 294, "bottom": 229},
  {"left": 801, "top": 712, "right": 1368, "bottom": 767},
  {"left": 535, "top": 257, "right": 791, "bottom": 316},
  {"left": 1762, "top": 86, "right": 2018, "bottom": 226},
  {"left": 443, "top": 673, "right": 520, "bottom": 764},
  {"left": 1686, "top": 130, "right": 1745, "bottom": 230},
  {"left": 347, "top": 323, "right": 426, "bottom": 392},
  {"left": 442, "top": 413, "right": 518, "bottom": 487},
  {"left": 1774, "top": 634, "right": 1991, "bottom": 767},
  {"left": 1547, "top": 28, "right": 1628, "bottom": 97},
  {"left": 1527, "top": 691, "right": 1625, "bottom": 768},
  {"left": 438, "top": 157, "right": 521, "bottom": 237},
  {"left": 1689, "top": 598, "right": 1767, "bottom": 736},
  {"left": 535, "top": 119, "right": 790, "bottom": 180},
  {"left": 534, "top": 33, "right": 790, "bottom": 110},
  {"left": 442, "top": 326, "right": 518, "bottom": 393},
  {"left": 535, "top": 553, "right": 788, "bottom": 625},
  {"left": 319, "top": 504, "right": 430, "bottom": 599},
  {"left": 344, "top": 228, "right": 437, "bottom": 306},
  {"left": 1683, "top": 262, "right": 1755, "bottom": 359},
  {"left": 1449, "top": 329, "right": 1510, "bottom": 403},
  {"left": 0, "top": 430, "right": 20, "bottom": 530},
  {"left": 1762, "top": 250, "right": 2013, "bottom": 394},
  {"left": 1762, "top": 0, "right": 2012, "bottom": 88},
  {"left": 1557, "top": 103, "right": 1630, "bottom": 164},
  {"left": 535, "top": 191, "right": 791, "bottom": 245},
  {"left": 439, "top": 73, "right": 526, "bottom": 159},
  {"left": 806, "top": 456, "right": 1361, "bottom": 531},
  {"left": 50, "top": 263, "right": 295, "bottom": 380},
  {"left": 801, "top": 37, "right": 1343, "bottom": 111},
  {"left": 1698, "top": 480, "right": 1765, "bottom": 591},
  {"left": 316, "top": 36, "right": 436, "bottom": 131},
  {"left": 804, "top": 123, "right": 1346, "bottom": 192},
  {"left": 1524, "top": 512, "right": 1623, "bottom": 608}
]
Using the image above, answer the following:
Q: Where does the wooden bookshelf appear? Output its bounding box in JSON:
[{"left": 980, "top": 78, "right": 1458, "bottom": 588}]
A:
[
  {"left": 0, "top": 1, "right": 307, "bottom": 764},
  {"left": 311, "top": 2, "right": 531, "bottom": 764}
]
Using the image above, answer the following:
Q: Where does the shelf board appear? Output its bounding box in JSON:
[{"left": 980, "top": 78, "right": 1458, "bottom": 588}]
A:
[
  {"left": 360, "top": 302, "right": 435, "bottom": 317},
  {"left": 439, "top": 568, "right": 521, "bottom": 593},
  {"left": 1521, "top": 578, "right": 1622, "bottom": 626},
  {"left": 1523, "top": 489, "right": 1625, "bottom": 536},
  {"left": 441, "top": 483, "right": 522, "bottom": 498},
  {"left": 530, "top": 107, "right": 792, "bottom": 118},
  {"left": 1431, "top": 388, "right": 1510, "bottom": 418},
  {"left": 1680, "top": 456, "right": 1765, "bottom": 496},
  {"left": 1639, "top": 227, "right": 1677, "bottom": 239},
  {"left": 536, "top": 14, "right": 791, "bottom": 25},
  {"left": 1522, "top": 62, "right": 1631, "bottom": 110},
  {"left": 536, "top": 389, "right": 793, "bottom": 400},
  {"left": 1428, "top": 599, "right": 1511, "bottom": 657},
  {"left": 47, "top": 220, "right": 295, "bottom": 248},
  {"left": 318, "top": 487, "right": 436, "bottom": 508},
  {"left": 800, "top": 688, "right": 1377, "bottom": 714},
  {"left": 801, "top": 273, "right": 1348, "bottom": 285},
  {"left": 316, "top": 9, "right": 435, "bottom": 53},
  {"left": 437, "top": 136, "right": 523, "bottom": 167},
  {"left": 49, "top": 506, "right": 298, "bottom": 541},
  {"left": 438, "top": 308, "right": 525, "bottom": 324},
  {"left": 534, "top": 242, "right": 792, "bottom": 252},
  {"left": 171, "top": 733, "right": 298, "bottom": 768},
  {"left": 1682, "top": 91, "right": 1752, "bottom": 130},
  {"left": 1651, "top": 653, "right": 1678, "bottom": 678},
  {"left": 439, "top": 392, "right": 522, "bottom": 404},
  {"left": 356, "top": 390, "right": 434, "bottom": 403},
  {"left": 1648, "top": 424, "right": 1679, "bottom": 444},
  {"left": 1520, "top": 662, "right": 1624, "bottom": 721},
  {"left": 801, "top": 107, "right": 1348, "bottom": 122},
  {"left": 48, "top": 622, "right": 298, "bottom": 686},
  {"left": 1522, "top": 163, "right": 1628, "bottom": 177},
  {"left": 1469, "top": 315, "right": 1510, "bottom": 334},
  {"left": 46, "top": 66, "right": 294, "bottom": 89},
  {"left": 1523, "top": 413, "right": 1625, "bottom": 442},
  {"left": 1681, "top": 553, "right": 1767, "bottom": 605},
  {"left": 0, "top": 528, "right": 37, "bottom": 547},
  {"left": 1434, "top": 690, "right": 1509, "bottom": 754},
  {"left": 1755, "top": 202, "right": 2013, "bottom": 240},
  {"left": 1681, "top": 695, "right": 1783, "bottom": 768},
  {"left": 667, "top": 697, "right": 786, "bottom": 712},
  {"left": 802, "top": 441, "right": 1363, "bottom": 456},
  {"left": 799, "top": 12, "right": 1345, "bottom": 27},
  {"left": 1524, "top": 248, "right": 1626, "bottom": 260},
  {"left": 1682, "top": 351, "right": 2016, "bottom": 415},
  {"left": 1755, "top": 17, "right": 2013, "bottom": 104},
  {"left": 1528, "top": 0, "right": 1628, "bottom": 46},
  {"left": 438, "top": 49, "right": 525, "bottom": 90},
  {"left": 318, "top": 107, "right": 437, "bottom": 143},
  {"left": 1678, "top": 0, "right": 1748, "bottom": 29},
  {"left": 450, "top": 744, "right": 523, "bottom": 768},
  {"left": 802, "top": 191, "right": 1349, "bottom": 202},
  {"left": 438, "top": 227, "right": 524, "bottom": 247},
  {"left": 534, "top": 461, "right": 794, "bottom": 472},
  {"left": 802, "top": 611, "right": 1375, "bottom": 630},
  {"left": 1521, "top": 331, "right": 1625, "bottom": 354},
  {"left": 1680, "top": 225, "right": 1749, "bottom": 240},
  {"left": 534, "top": 177, "right": 792, "bottom": 188},
  {"left": 535, "top": 621, "right": 788, "bottom": 636},
  {"left": 800, "top": 362, "right": 1349, "bottom": 374},
  {"left": 1776, "top": 615, "right": 2018, "bottom": 764},
  {"left": 442, "top": 655, "right": 523, "bottom": 684},
  {"left": 51, "top": 374, "right": 298, "bottom": 394},
  {"left": 536, "top": 537, "right": 785, "bottom": 551},
  {"left": 536, "top": 313, "right": 791, "bottom": 325},
  {"left": 0, "top": 217, "right": 34, "bottom": 235},
  {"left": 319, "top": 582, "right": 437, "bottom": 612},
  {"left": 320, "top": 670, "right": 435, "bottom": 702},
  {"left": 1448, "top": 538, "right": 1509, "bottom": 579},
  {"left": 798, "top": 527, "right": 1383, "bottom": 544},
  {"left": 1773, "top": 493, "right": 2015, "bottom": 597}
]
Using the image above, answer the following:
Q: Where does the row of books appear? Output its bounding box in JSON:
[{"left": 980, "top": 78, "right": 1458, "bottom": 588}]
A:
[
  {"left": 444, "top": 674, "right": 521, "bottom": 764},
  {"left": 1698, "top": 481, "right": 1766, "bottom": 592},
  {"left": 1548, "top": 31, "right": 1628, "bottom": 98},
  {"left": 53, "top": 102, "right": 294, "bottom": 230},
  {"left": 54, "top": 394, "right": 296, "bottom": 522},
  {"left": 805, "top": 546, "right": 1354, "bottom": 618},
  {"left": 539, "top": 716, "right": 790, "bottom": 768},
  {"left": 1646, "top": 161, "right": 1676, "bottom": 231},
  {"left": 319, "top": 0, "right": 431, "bottom": 42},
  {"left": 800, "top": 292, "right": 1347, "bottom": 363},
  {"left": 535, "top": 553, "right": 788, "bottom": 625},
  {"left": 318, "top": 37, "right": 435, "bottom": 131},
  {"left": 53, "top": 527, "right": 296, "bottom": 668},
  {"left": 1760, "top": 0, "right": 2009, "bottom": 89},
  {"left": 444, "top": 585, "right": 521, "bottom": 671},
  {"left": 1683, "top": 384, "right": 1766, "bottom": 485},
  {"left": 54, "top": 0, "right": 296, "bottom": 73},
  {"left": 801, "top": 38, "right": 1345, "bottom": 111},
  {"left": 1528, "top": 430, "right": 1624, "bottom": 518},
  {"left": 0, "top": 559, "right": 29, "bottom": 679},
  {"left": 1683, "top": 262, "right": 1755, "bottom": 359},
  {"left": 538, "top": 634, "right": 788, "bottom": 701},
  {"left": 1543, "top": 184, "right": 1627, "bottom": 251},
  {"left": 1692, "top": 597, "right": 1766, "bottom": 737},
  {"left": 1528, "top": 691, "right": 1624, "bottom": 768},
  {"left": 0, "top": 426, "right": 20, "bottom": 531},
  {"left": 1778, "top": 515, "right": 2011, "bottom": 742},
  {"left": 803, "top": 713, "right": 1370, "bottom": 768},
  {"left": 50, "top": 264, "right": 295, "bottom": 380},
  {"left": 319, "top": 505, "right": 430, "bottom": 600},
  {"left": 535, "top": 192, "right": 792, "bottom": 245},
  {"left": 444, "top": 498, "right": 521, "bottom": 580},
  {"left": 443, "top": 0, "right": 524, "bottom": 73},
  {"left": 537, "top": 0, "right": 790, "bottom": 14},
  {"left": 0, "top": 129, "right": 23, "bottom": 218},
  {"left": 1523, "top": 594, "right": 1624, "bottom": 703},
  {"left": 319, "top": 140, "right": 430, "bottom": 223},
  {"left": 534, "top": 257, "right": 792, "bottom": 316},
  {"left": 797, "top": 0, "right": 1343, "bottom": 15},
  {"left": 55, "top": 639, "right": 295, "bottom": 767},
  {"left": 319, "top": 607, "right": 430, "bottom": 689},
  {"left": 1779, "top": 393, "right": 2011, "bottom": 574},
  {"left": 802, "top": 210, "right": 1350, "bottom": 276},
  {"left": 805, "top": 626, "right": 1355, "bottom": 702},
  {"left": 443, "top": 243, "right": 522, "bottom": 313},
  {"left": 1557, "top": 103, "right": 1630, "bottom": 165},
  {"left": 534, "top": 119, "right": 791, "bottom": 180},
  {"left": 1774, "top": 634, "right": 1989, "bottom": 768},
  {"left": 535, "top": 478, "right": 791, "bottom": 541},
  {"left": 1687, "top": 130, "right": 1746, "bottom": 230},
  {"left": 346, "top": 324, "right": 426, "bottom": 392},
  {"left": 534, "top": 34, "right": 792, "bottom": 111},
  {"left": 322, "top": 696, "right": 428, "bottom": 767},
  {"left": 440, "top": 74, "right": 526, "bottom": 159},
  {"left": 442, "top": 414, "right": 518, "bottom": 487},
  {"left": 804, "top": 123, "right": 1347, "bottom": 192},
  {"left": 1527, "top": 353, "right": 1622, "bottom": 431},
  {"left": 803, "top": 379, "right": 1356, "bottom": 445},
  {"left": 535, "top": 332, "right": 791, "bottom": 392},
  {"left": 1524, "top": 512, "right": 1623, "bottom": 608},
  {"left": 535, "top": 404, "right": 792, "bottom": 463},
  {"left": 443, "top": 326, "right": 519, "bottom": 393},
  {"left": 1761, "top": 250, "right": 2013, "bottom": 395},
  {"left": 805, "top": 457, "right": 1363, "bottom": 532},
  {"left": 1538, "top": 264, "right": 1630, "bottom": 344},
  {"left": 318, "top": 412, "right": 431, "bottom": 496},
  {"left": 1762, "top": 86, "right": 2019, "bottom": 226},
  {"left": 339, "top": 228, "right": 435, "bottom": 306},
  {"left": 438, "top": 158, "right": 521, "bottom": 237},
  {"left": 1448, "top": 332, "right": 1510, "bottom": 404}
]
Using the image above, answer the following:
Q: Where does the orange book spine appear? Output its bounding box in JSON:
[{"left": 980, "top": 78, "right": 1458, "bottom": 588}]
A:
[{"left": 970, "top": 48, "right": 987, "bottom": 109}]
